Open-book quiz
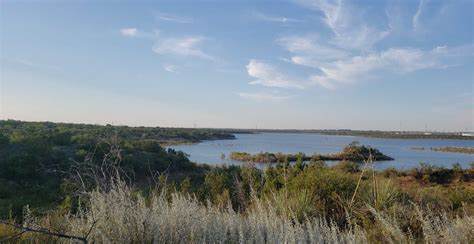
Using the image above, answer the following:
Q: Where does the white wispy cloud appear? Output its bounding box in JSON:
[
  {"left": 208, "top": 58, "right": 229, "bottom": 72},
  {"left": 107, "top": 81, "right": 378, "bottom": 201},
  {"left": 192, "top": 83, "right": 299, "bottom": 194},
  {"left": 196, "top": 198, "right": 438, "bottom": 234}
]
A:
[
  {"left": 120, "top": 28, "right": 139, "bottom": 37},
  {"left": 295, "top": 0, "right": 390, "bottom": 50},
  {"left": 119, "top": 28, "right": 157, "bottom": 38},
  {"left": 155, "top": 12, "right": 193, "bottom": 24},
  {"left": 252, "top": 11, "right": 302, "bottom": 23},
  {"left": 238, "top": 92, "right": 291, "bottom": 102},
  {"left": 243, "top": 0, "right": 473, "bottom": 90},
  {"left": 278, "top": 35, "right": 348, "bottom": 67},
  {"left": 152, "top": 37, "right": 214, "bottom": 60},
  {"left": 310, "top": 54, "right": 382, "bottom": 89},
  {"left": 249, "top": 44, "right": 472, "bottom": 90},
  {"left": 120, "top": 27, "right": 215, "bottom": 61},
  {"left": 413, "top": 0, "right": 427, "bottom": 30},
  {"left": 246, "top": 60, "right": 304, "bottom": 89},
  {"left": 163, "top": 64, "right": 179, "bottom": 73},
  {"left": 310, "top": 46, "right": 473, "bottom": 89}
]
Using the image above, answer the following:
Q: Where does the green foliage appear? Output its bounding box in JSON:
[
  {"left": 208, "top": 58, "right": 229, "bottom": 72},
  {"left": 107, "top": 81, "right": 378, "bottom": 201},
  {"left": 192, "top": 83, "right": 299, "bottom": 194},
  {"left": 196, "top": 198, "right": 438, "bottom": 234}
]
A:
[
  {"left": 1, "top": 120, "right": 473, "bottom": 243},
  {"left": 381, "top": 167, "right": 399, "bottom": 178},
  {"left": 0, "top": 134, "right": 9, "bottom": 146},
  {"left": 240, "top": 164, "right": 262, "bottom": 195},
  {"left": 180, "top": 177, "right": 192, "bottom": 193},
  {"left": 338, "top": 141, "right": 394, "bottom": 161},
  {"left": 202, "top": 169, "right": 231, "bottom": 203},
  {"left": 361, "top": 179, "right": 401, "bottom": 210},
  {"left": 407, "top": 163, "right": 469, "bottom": 184},
  {"left": 229, "top": 142, "right": 393, "bottom": 163},
  {"left": 294, "top": 154, "right": 304, "bottom": 173},
  {"left": 334, "top": 160, "right": 360, "bottom": 173},
  {"left": 262, "top": 165, "right": 282, "bottom": 194},
  {"left": 0, "top": 120, "right": 234, "bottom": 218},
  {"left": 284, "top": 166, "right": 358, "bottom": 224}
]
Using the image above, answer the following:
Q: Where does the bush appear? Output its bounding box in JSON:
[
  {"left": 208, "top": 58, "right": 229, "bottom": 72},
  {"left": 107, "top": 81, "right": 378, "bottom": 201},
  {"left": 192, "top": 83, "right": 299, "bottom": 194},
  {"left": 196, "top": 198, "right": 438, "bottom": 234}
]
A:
[
  {"left": 335, "top": 160, "right": 361, "bottom": 173},
  {"left": 382, "top": 167, "right": 398, "bottom": 178}
]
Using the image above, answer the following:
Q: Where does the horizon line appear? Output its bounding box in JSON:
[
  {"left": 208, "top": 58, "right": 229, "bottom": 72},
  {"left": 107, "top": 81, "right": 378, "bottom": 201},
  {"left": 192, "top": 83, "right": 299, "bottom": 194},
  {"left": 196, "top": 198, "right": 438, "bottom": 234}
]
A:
[{"left": 1, "top": 118, "right": 471, "bottom": 134}]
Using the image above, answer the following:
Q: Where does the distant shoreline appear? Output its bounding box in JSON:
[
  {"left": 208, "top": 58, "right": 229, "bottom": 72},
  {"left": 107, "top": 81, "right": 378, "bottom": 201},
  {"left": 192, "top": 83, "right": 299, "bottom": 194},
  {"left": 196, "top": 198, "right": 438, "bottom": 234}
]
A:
[
  {"left": 2, "top": 119, "right": 471, "bottom": 140},
  {"left": 411, "top": 146, "right": 474, "bottom": 154},
  {"left": 222, "top": 129, "right": 474, "bottom": 140}
]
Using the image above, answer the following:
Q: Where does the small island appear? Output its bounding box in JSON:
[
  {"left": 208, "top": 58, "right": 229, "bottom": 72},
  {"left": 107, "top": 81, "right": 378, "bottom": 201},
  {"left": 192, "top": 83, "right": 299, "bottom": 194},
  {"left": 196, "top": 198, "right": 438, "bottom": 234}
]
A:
[
  {"left": 229, "top": 142, "right": 393, "bottom": 163},
  {"left": 411, "top": 146, "right": 474, "bottom": 154}
]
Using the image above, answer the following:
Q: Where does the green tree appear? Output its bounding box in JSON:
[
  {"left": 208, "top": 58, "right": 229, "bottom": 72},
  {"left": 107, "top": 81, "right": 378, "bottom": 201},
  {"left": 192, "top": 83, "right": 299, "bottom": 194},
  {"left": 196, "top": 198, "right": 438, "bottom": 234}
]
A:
[
  {"left": 203, "top": 169, "right": 230, "bottom": 203},
  {"left": 263, "top": 165, "right": 281, "bottom": 193},
  {"left": 241, "top": 164, "right": 262, "bottom": 195}
]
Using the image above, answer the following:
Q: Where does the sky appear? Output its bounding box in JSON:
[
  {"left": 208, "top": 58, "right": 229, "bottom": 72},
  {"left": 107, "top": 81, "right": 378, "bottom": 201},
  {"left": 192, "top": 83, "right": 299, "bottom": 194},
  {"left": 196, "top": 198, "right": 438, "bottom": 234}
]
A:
[{"left": 1, "top": 0, "right": 473, "bottom": 131}]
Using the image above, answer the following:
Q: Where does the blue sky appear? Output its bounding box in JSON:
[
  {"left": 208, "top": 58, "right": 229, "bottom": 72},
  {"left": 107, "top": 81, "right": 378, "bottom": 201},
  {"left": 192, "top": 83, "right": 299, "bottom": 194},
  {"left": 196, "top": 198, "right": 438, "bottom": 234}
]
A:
[{"left": 1, "top": 0, "right": 473, "bottom": 131}]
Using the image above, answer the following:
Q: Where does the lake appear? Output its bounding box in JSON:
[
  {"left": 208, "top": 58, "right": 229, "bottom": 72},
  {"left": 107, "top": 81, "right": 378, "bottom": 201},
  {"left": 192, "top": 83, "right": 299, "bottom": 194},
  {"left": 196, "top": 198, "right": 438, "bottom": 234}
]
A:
[{"left": 170, "top": 133, "right": 474, "bottom": 170}]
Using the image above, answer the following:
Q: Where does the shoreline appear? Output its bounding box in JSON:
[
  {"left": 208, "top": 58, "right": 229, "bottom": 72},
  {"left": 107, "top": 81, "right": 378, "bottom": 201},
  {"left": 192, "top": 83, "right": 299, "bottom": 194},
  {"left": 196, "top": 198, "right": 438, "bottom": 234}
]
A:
[{"left": 411, "top": 146, "right": 474, "bottom": 155}]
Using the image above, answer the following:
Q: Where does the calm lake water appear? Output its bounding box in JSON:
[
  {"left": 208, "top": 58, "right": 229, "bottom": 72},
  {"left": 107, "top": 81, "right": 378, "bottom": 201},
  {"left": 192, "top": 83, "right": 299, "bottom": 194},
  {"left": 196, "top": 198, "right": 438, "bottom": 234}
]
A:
[{"left": 170, "top": 133, "right": 474, "bottom": 170}]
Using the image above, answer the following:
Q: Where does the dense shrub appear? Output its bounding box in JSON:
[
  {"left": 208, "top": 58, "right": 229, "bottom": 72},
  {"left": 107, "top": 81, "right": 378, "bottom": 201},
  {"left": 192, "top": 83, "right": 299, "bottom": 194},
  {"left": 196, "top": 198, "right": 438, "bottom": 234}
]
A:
[{"left": 334, "top": 160, "right": 361, "bottom": 173}]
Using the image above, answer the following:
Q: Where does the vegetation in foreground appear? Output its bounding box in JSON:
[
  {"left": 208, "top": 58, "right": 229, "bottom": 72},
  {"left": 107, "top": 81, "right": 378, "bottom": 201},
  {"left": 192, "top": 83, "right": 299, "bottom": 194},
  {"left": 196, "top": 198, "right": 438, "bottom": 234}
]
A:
[
  {"left": 412, "top": 146, "right": 474, "bottom": 154},
  {"left": 1, "top": 176, "right": 472, "bottom": 243},
  {"left": 1, "top": 148, "right": 473, "bottom": 242},
  {"left": 229, "top": 142, "right": 393, "bottom": 163},
  {"left": 1, "top": 120, "right": 473, "bottom": 242}
]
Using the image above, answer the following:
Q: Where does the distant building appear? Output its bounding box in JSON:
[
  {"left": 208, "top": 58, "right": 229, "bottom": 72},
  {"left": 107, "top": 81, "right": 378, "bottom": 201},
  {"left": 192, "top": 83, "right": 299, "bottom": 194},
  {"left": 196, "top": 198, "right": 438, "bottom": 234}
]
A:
[{"left": 461, "top": 133, "right": 474, "bottom": 137}]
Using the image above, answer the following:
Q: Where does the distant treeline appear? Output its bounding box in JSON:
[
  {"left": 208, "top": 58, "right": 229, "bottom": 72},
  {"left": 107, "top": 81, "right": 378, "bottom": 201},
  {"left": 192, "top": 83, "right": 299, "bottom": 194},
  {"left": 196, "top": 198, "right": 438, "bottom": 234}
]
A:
[
  {"left": 227, "top": 129, "right": 473, "bottom": 140},
  {"left": 0, "top": 120, "right": 237, "bottom": 144},
  {"left": 229, "top": 142, "right": 394, "bottom": 163}
]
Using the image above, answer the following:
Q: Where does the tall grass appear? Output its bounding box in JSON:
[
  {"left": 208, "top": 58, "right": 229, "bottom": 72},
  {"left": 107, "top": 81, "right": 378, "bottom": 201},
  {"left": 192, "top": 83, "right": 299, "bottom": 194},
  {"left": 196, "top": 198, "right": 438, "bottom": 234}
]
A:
[
  {"left": 9, "top": 178, "right": 472, "bottom": 243},
  {"left": 61, "top": 179, "right": 367, "bottom": 243}
]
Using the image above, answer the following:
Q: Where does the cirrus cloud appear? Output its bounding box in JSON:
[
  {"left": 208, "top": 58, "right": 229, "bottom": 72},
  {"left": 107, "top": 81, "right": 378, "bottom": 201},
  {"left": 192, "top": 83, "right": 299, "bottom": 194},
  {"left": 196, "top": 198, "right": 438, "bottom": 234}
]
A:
[
  {"left": 245, "top": 0, "right": 473, "bottom": 90},
  {"left": 152, "top": 37, "right": 214, "bottom": 61},
  {"left": 295, "top": 0, "right": 390, "bottom": 50},
  {"left": 310, "top": 45, "right": 474, "bottom": 89},
  {"left": 120, "top": 27, "right": 215, "bottom": 61},
  {"left": 246, "top": 60, "right": 304, "bottom": 89},
  {"left": 154, "top": 12, "right": 193, "bottom": 24},
  {"left": 251, "top": 11, "right": 302, "bottom": 23}
]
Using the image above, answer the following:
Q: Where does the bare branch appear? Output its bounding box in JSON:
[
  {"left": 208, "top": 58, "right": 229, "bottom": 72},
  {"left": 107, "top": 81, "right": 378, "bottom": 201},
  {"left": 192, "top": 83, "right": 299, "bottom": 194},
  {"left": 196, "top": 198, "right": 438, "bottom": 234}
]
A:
[
  {"left": 0, "top": 230, "right": 26, "bottom": 242},
  {"left": 0, "top": 220, "right": 87, "bottom": 243}
]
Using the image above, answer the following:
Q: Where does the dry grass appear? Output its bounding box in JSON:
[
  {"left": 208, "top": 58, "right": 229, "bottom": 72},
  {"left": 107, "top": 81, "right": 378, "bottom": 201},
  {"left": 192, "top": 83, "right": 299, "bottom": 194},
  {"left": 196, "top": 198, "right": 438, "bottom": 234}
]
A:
[
  {"left": 3, "top": 178, "right": 473, "bottom": 243},
  {"left": 60, "top": 180, "right": 367, "bottom": 243}
]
